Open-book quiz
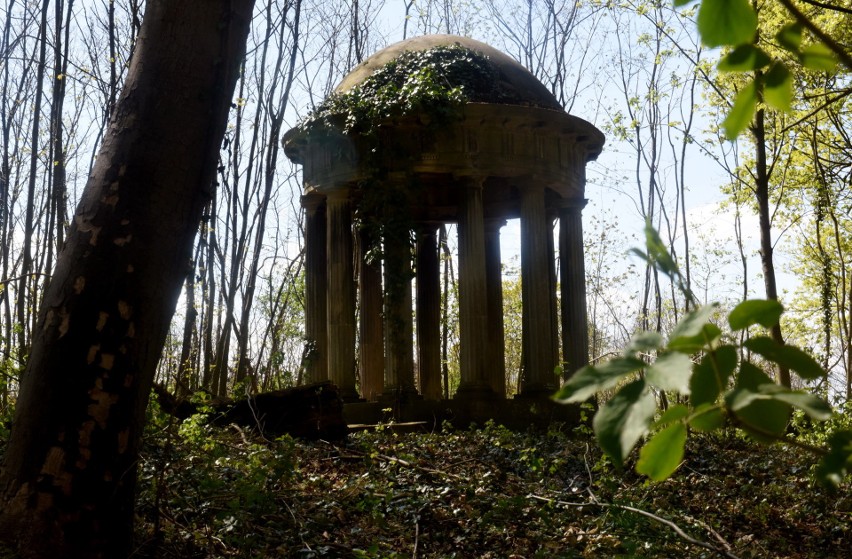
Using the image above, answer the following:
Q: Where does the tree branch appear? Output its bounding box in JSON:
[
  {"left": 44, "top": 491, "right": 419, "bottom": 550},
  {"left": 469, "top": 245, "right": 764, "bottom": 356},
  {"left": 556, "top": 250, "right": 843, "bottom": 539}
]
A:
[
  {"left": 797, "top": 0, "right": 852, "bottom": 16},
  {"left": 778, "top": 0, "right": 852, "bottom": 71},
  {"left": 528, "top": 493, "right": 741, "bottom": 559}
]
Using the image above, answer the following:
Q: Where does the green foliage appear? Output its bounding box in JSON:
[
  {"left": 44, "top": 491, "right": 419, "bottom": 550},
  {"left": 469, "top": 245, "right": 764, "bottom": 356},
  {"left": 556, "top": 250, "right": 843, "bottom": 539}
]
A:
[
  {"left": 137, "top": 398, "right": 297, "bottom": 556},
  {"left": 678, "top": 0, "right": 841, "bottom": 139},
  {"left": 637, "top": 423, "right": 687, "bottom": 481},
  {"left": 134, "top": 421, "right": 850, "bottom": 557},
  {"left": 695, "top": 0, "right": 757, "bottom": 48},
  {"left": 722, "top": 80, "right": 758, "bottom": 140},
  {"left": 295, "top": 44, "right": 503, "bottom": 142},
  {"left": 293, "top": 45, "right": 505, "bottom": 315},
  {"left": 592, "top": 379, "right": 656, "bottom": 466},
  {"left": 555, "top": 223, "right": 852, "bottom": 489},
  {"left": 728, "top": 299, "right": 783, "bottom": 330}
]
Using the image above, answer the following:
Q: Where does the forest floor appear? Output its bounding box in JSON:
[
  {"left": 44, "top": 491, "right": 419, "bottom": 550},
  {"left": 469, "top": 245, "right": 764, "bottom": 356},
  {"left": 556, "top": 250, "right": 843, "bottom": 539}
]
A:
[{"left": 128, "top": 408, "right": 852, "bottom": 559}]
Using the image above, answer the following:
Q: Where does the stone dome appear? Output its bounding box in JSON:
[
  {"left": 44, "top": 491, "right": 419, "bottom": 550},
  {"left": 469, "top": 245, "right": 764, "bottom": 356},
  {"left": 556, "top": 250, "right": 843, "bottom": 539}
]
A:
[{"left": 334, "top": 34, "right": 563, "bottom": 111}]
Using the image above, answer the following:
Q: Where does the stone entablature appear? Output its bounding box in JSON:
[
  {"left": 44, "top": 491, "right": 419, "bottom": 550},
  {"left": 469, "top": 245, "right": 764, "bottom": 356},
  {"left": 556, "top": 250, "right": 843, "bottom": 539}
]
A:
[{"left": 284, "top": 104, "right": 603, "bottom": 204}]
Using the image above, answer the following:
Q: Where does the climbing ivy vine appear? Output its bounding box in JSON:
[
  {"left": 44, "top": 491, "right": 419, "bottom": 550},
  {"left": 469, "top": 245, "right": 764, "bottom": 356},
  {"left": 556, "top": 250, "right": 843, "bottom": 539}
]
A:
[
  {"left": 294, "top": 44, "right": 532, "bottom": 253},
  {"left": 296, "top": 44, "right": 525, "bottom": 141}
]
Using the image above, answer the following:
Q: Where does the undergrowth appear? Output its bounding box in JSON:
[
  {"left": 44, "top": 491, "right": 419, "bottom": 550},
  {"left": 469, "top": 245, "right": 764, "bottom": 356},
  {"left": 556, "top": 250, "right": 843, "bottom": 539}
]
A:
[{"left": 131, "top": 411, "right": 851, "bottom": 559}]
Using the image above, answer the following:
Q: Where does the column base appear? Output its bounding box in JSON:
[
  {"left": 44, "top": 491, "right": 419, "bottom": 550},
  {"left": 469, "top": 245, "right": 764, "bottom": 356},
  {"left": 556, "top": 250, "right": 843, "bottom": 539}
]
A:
[
  {"left": 338, "top": 387, "right": 365, "bottom": 404},
  {"left": 453, "top": 381, "right": 498, "bottom": 401},
  {"left": 379, "top": 388, "right": 422, "bottom": 405},
  {"left": 515, "top": 384, "right": 558, "bottom": 399}
]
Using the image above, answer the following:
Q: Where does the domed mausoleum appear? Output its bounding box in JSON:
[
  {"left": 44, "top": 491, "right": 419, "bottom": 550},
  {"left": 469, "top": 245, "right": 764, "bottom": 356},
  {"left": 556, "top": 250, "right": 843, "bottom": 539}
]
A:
[{"left": 283, "top": 35, "right": 604, "bottom": 409}]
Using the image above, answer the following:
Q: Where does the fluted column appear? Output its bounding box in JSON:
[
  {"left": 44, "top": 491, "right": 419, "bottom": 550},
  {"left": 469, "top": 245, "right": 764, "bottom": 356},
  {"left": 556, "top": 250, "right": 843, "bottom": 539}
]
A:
[
  {"left": 383, "top": 229, "right": 416, "bottom": 397},
  {"left": 519, "top": 182, "right": 558, "bottom": 396},
  {"left": 358, "top": 228, "right": 384, "bottom": 401},
  {"left": 485, "top": 219, "right": 506, "bottom": 397},
  {"left": 456, "top": 176, "right": 493, "bottom": 397},
  {"left": 416, "top": 223, "right": 442, "bottom": 400},
  {"left": 560, "top": 198, "right": 590, "bottom": 378},
  {"left": 302, "top": 193, "right": 328, "bottom": 383},
  {"left": 326, "top": 189, "right": 359, "bottom": 401}
]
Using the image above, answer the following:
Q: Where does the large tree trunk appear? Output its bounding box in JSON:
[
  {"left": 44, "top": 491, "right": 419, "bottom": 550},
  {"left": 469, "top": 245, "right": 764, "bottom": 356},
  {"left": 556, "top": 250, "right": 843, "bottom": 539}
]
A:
[{"left": 0, "top": 1, "right": 255, "bottom": 557}]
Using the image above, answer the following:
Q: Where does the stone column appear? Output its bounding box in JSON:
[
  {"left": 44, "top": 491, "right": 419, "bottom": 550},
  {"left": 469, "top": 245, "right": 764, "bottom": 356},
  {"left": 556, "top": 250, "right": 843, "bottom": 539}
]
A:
[
  {"left": 560, "top": 198, "right": 590, "bottom": 377},
  {"left": 455, "top": 176, "right": 494, "bottom": 398},
  {"left": 519, "top": 182, "right": 558, "bottom": 396},
  {"left": 358, "top": 228, "right": 384, "bottom": 401},
  {"left": 485, "top": 219, "right": 506, "bottom": 397},
  {"left": 302, "top": 193, "right": 328, "bottom": 383},
  {"left": 383, "top": 229, "right": 416, "bottom": 397},
  {"left": 325, "top": 189, "right": 359, "bottom": 401},
  {"left": 416, "top": 223, "right": 442, "bottom": 400}
]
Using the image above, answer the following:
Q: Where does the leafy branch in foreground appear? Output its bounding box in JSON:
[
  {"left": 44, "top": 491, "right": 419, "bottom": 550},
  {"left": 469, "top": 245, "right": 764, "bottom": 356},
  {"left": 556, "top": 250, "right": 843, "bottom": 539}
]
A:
[
  {"left": 555, "top": 223, "right": 852, "bottom": 488},
  {"left": 677, "top": 0, "right": 849, "bottom": 139}
]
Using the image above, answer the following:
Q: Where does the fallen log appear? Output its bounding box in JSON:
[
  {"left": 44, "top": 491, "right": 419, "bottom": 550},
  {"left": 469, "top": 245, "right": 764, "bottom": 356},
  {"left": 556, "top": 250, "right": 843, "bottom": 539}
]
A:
[{"left": 152, "top": 381, "right": 348, "bottom": 440}]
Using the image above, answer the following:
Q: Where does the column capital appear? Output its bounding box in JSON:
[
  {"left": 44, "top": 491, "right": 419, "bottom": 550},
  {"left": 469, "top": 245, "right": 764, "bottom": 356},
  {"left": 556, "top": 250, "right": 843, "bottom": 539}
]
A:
[
  {"left": 485, "top": 218, "right": 507, "bottom": 232},
  {"left": 325, "top": 187, "right": 351, "bottom": 202},
  {"left": 557, "top": 197, "right": 589, "bottom": 211},
  {"left": 301, "top": 192, "right": 326, "bottom": 213},
  {"left": 456, "top": 174, "right": 486, "bottom": 190},
  {"left": 518, "top": 181, "right": 549, "bottom": 200},
  {"left": 416, "top": 221, "right": 441, "bottom": 235}
]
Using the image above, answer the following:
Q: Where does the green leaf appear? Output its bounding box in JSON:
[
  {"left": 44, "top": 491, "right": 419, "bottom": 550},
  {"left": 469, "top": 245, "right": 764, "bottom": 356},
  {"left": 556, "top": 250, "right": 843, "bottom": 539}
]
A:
[
  {"left": 764, "top": 62, "right": 793, "bottom": 112},
  {"left": 667, "top": 305, "right": 720, "bottom": 353},
  {"left": 669, "top": 305, "right": 717, "bottom": 343},
  {"left": 697, "top": 0, "right": 757, "bottom": 47},
  {"left": 816, "top": 430, "right": 852, "bottom": 490},
  {"left": 689, "top": 403, "right": 726, "bottom": 432},
  {"left": 727, "top": 388, "right": 792, "bottom": 442},
  {"left": 690, "top": 345, "right": 737, "bottom": 407},
  {"left": 637, "top": 423, "right": 687, "bottom": 481},
  {"left": 642, "top": 221, "right": 679, "bottom": 278},
  {"left": 717, "top": 45, "right": 771, "bottom": 72},
  {"left": 740, "top": 383, "right": 832, "bottom": 420},
  {"left": 625, "top": 331, "right": 664, "bottom": 356},
  {"left": 743, "top": 336, "right": 825, "bottom": 380},
  {"left": 723, "top": 80, "right": 757, "bottom": 140},
  {"left": 775, "top": 23, "right": 803, "bottom": 54},
  {"left": 673, "top": 0, "right": 697, "bottom": 7},
  {"left": 736, "top": 360, "right": 772, "bottom": 390},
  {"left": 646, "top": 352, "right": 693, "bottom": 394},
  {"left": 593, "top": 379, "right": 656, "bottom": 467},
  {"left": 728, "top": 299, "right": 784, "bottom": 331},
  {"left": 654, "top": 404, "right": 690, "bottom": 428},
  {"left": 553, "top": 357, "right": 646, "bottom": 403},
  {"left": 629, "top": 248, "right": 649, "bottom": 262},
  {"left": 728, "top": 362, "right": 791, "bottom": 442},
  {"left": 669, "top": 323, "right": 721, "bottom": 353},
  {"left": 801, "top": 43, "right": 837, "bottom": 72}
]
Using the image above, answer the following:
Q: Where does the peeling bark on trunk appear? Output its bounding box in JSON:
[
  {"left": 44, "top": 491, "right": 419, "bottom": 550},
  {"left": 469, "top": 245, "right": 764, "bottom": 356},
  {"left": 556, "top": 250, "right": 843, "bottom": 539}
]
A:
[{"left": 0, "top": 1, "right": 255, "bottom": 557}]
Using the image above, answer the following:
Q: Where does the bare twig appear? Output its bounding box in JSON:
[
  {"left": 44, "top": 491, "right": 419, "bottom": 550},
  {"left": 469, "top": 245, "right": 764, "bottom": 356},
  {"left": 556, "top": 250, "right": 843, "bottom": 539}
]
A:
[
  {"left": 798, "top": 0, "right": 852, "bottom": 15},
  {"left": 412, "top": 511, "right": 420, "bottom": 559},
  {"left": 528, "top": 493, "right": 742, "bottom": 559},
  {"left": 318, "top": 440, "right": 466, "bottom": 480}
]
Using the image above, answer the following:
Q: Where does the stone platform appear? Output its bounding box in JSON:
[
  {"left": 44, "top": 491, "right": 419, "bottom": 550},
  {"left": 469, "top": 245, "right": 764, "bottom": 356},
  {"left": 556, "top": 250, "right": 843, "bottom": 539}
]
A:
[{"left": 343, "top": 397, "right": 581, "bottom": 432}]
